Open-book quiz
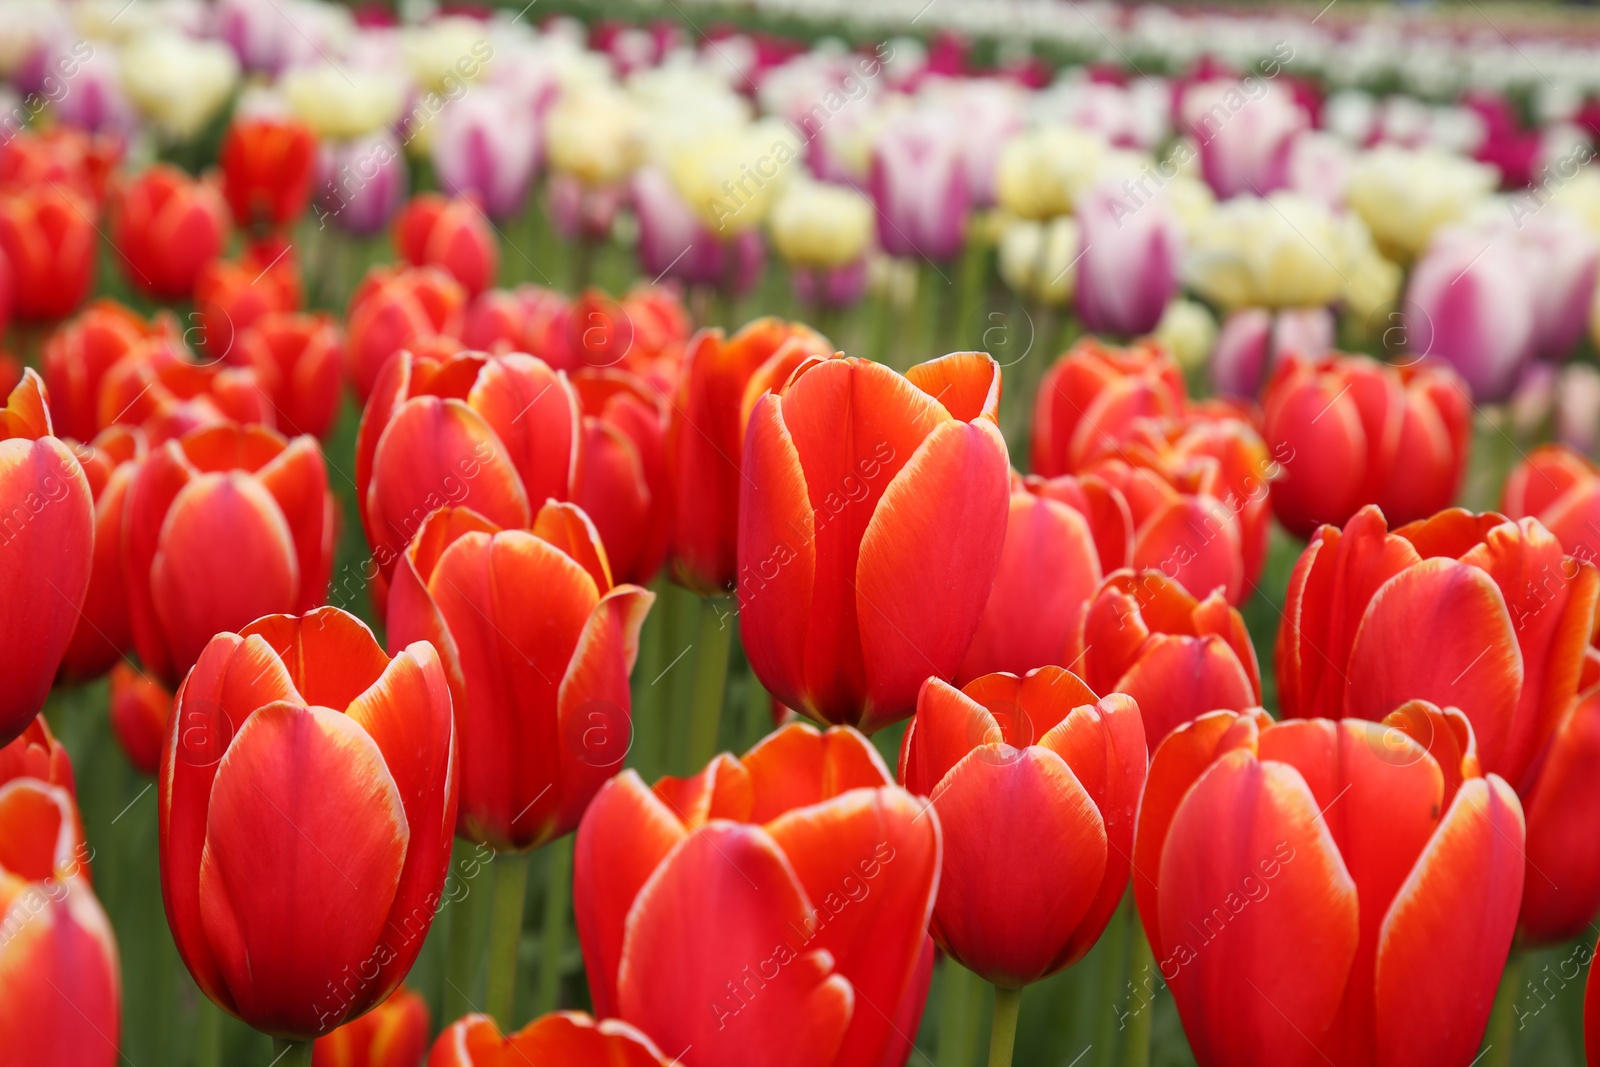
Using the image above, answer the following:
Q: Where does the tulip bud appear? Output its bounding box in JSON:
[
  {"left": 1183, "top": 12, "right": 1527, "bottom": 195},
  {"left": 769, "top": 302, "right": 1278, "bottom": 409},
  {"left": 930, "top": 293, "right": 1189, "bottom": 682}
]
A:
[
  {"left": 232, "top": 312, "right": 343, "bottom": 439},
  {"left": 343, "top": 265, "right": 466, "bottom": 402},
  {"left": 430, "top": 84, "right": 541, "bottom": 221},
  {"left": 1152, "top": 299, "right": 1218, "bottom": 374},
  {"left": 869, "top": 111, "right": 970, "bottom": 261},
  {"left": 110, "top": 165, "right": 230, "bottom": 301},
  {"left": 1031, "top": 337, "right": 1185, "bottom": 477},
  {"left": 314, "top": 986, "right": 429, "bottom": 1067},
  {"left": 1405, "top": 227, "right": 1536, "bottom": 401},
  {"left": 995, "top": 126, "right": 1106, "bottom": 220},
  {"left": 220, "top": 116, "right": 318, "bottom": 231},
  {"left": 1074, "top": 179, "right": 1182, "bottom": 337},
  {"left": 769, "top": 179, "right": 874, "bottom": 271},
  {"left": 427, "top": 1012, "right": 673, "bottom": 1065},
  {"left": 0, "top": 715, "right": 73, "bottom": 791},
  {"left": 95, "top": 334, "right": 274, "bottom": 443},
  {"left": 109, "top": 661, "right": 171, "bottom": 778},
  {"left": 42, "top": 302, "right": 172, "bottom": 442},
  {"left": 393, "top": 194, "right": 499, "bottom": 298},
  {"left": 0, "top": 184, "right": 95, "bottom": 321},
  {"left": 120, "top": 31, "right": 239, "bottom": 141},
  {"left": 1209, "top": 306, "right": 1334, "bottom": 399},
  {"left": 1345, "top": 146, "right": 1497, "bottom": 263},
  {"left": 1179, "top": 80, "right": 1307, "bottom": 199},
  {"left": 193, "top": 240, "right": 303, "bottom": 360},
  {"left": 1504, "top": 445, "right": 1600, "bottom": 564},
  {"left": 59, "top": 424, "right": 145, "bottom": 681}
]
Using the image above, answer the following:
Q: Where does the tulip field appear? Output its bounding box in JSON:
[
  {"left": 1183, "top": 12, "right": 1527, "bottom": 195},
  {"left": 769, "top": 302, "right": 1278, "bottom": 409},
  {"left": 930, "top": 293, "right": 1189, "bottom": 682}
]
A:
[{"left": 14, "top": 0, "right": 1600, "bottom": 1065}]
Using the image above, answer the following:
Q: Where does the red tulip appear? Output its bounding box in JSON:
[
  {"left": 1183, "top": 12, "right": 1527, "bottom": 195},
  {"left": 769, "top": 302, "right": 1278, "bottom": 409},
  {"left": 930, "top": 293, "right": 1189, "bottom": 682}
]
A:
[
  {"left": 1134, "top": 704, "right": 1523, "bottom": 1067},
  {"left": 738, "top": 352, "right": 1010, "bottom": 732},
  {"left": 110, "top": 164, "right": 230, "bottom": 300},
  {"left": 0, "top": 370, "right": 95, "bottom": 745},
  {"left": 573, "top": 368, "right": 669, "bottom": 584},
  {"left": 124, "top": 421, "right": 334, "bottom": 686},
  {"left": 0, "top": 777, "right": 120, "bottom": 1066},
  {"left": 394, "top": 193, "right": 499, "bottom": 298},
  {"left": 356, "top": 348, "right": 578, "bottom": 581},
  {"left": 1502, "top": 444, "right": 1600, "bottom": 565},
  {"left": 428, "top": 1012, "right": 674, "bottom": 1066},
  {"left": 344, "top": 265, "right": 466, "bottom": 402},
  {"left": 900, "top": 667, "right": 1144, "bottom": 986},
  {"left": 956, "top": 471, "right": 1130, "bottom": 682},
  {"left": 460, "top": 285, "right": 567, "bottom": 357},
  {"left": 1031, "top": 337, "right": 1185, "bottom": 477},
  {"left": 387, "top": 500, "right": 652, "bottom": 848},
  {"left": 220, "top": 116, "right": 317, "bottom": 230},
  {"left": 109, "top": 662, "right": 171, "bottom": 778},
  {"left": 575, "top": 722, "right": 941, "bottom": 1067},
  {"left": 58, "top": 424, "right": 145, "bottom": 681},
  {"left": 159, "top": 607, "right": 457, "bottom": 1039},
  {"left": 1520, "top": 686, "right": 1600, "bottom": 943},
  {"left": 233, "top": 312, "right": 343, "bottom": 438},
  {"left": 667, "top": 318, "right": 833, "bottom": 595},
  {"left": 0, "top": 127, "right": 121, "bottom": 204},
  {"left": 95, "top": 334, "right": 274, "bottom": 443},
  {"left": 0, "top": 715, "right": 74, "bottom": 792},
  {"left": 0, "top": 184, "right": 96, "bottom": 321},
  {"left": 43, "top": 301, "right": 175, "bottom": 443},
  {"left": 1263, "top": 352, "right": 1471, "bottom": 539},
  {"left": 1072, "top": 569, "right": 1261, "bottom": 747},
  {"left": 314, "top": 986, "right": 430, "bottom": 1067},
  {"left": 194, "top": 240, "right": 302, "bottom": 359}
]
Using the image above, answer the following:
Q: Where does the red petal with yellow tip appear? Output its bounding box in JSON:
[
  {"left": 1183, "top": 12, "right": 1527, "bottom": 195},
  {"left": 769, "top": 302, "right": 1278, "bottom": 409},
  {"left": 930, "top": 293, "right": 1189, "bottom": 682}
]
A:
[
  {"left": 1503, "top": 445, "right": 1592, "bottom": 521},
  {"left": 899, "top": 678, "right": 998, "bottom": 798},
  {"left": 965, "top": 666, "right": 1101, "bottom": 742},
  {"left": 652, "top": 754, "right": 754, "bottom": 828},
  {"left": 743, "top": 722, "right": 892, "bottom": 823},
  {"left": 1114, "top": 634, "right": 1257, "bottom": 747},
  {"left": 0, "top": 368, "right": 53, "bottom": 440},
  {"left": 255, "top": 436, "right": 333, "bottom": 613},
  {"left": 0, "top": 715, "right": 74, "bottom": 792},
  {"left": 241, "top": 607, "right": 393, "bottom": 712},
  {"left": 314, "top": 986, "right": 430, "bottom": 1067},
  {"left": 905, "top": 352, "right": 1001, "bottom": 423},
  {"left": 532, "top": 499, "right": 613, "bottom": 591}
]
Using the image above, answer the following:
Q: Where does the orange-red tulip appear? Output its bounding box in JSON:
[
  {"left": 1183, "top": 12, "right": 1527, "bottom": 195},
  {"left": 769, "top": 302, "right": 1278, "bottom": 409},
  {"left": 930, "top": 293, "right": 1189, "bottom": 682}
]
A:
[
  {"left": 95, "top": 333, "right": 274, "bottom": 443},
  {"left": 220, "top": 116, "right": 317, "bottom": 230},
  {"left": 1134, "top": 704, "right": 1523, "bottom": 1067},
  {"left": 574, "top": 722, "right": 941, "bottom": 1067},
  {"left": 0, "top": 716, "right": 74, "bottom": 792},
  {"left": 345, "top": 265, "right": 467, "bottom": 402},
  {"left": 0, "top": 127, "right": 121, "bottom": 204},
  {"left": 110, "top": 164, "right": 230, "bottom": 300},
  {"left": 1520, "top": 686, "right": 1600, "bottom": 943},
  {"left": 1502, "top": 443, "right": 1600, "bottom": 565},
  {"left": 194, "top": 240, "right": 302, "bottom": 358},
  {"left": 0, "top": 184, "right": 96, "bottom": 321},
  {"left": 314, "top": 986, "right": 430, "bottom": 1067},
  {"left": 124, "top": 422, "right": 334, "bottom": 686},
  {"left": 394, "top": 194, "right": 499, "bottom": 298},
  {"left": 573, "top": 368, "right": 669, "bottom": 584},
  {"left": 1031, "top": 337, "right": 1186, "bottom": 477},
  {"left": 58, "top": 424, "right": 144, "bottom": 681},
  {"left": 0, "top": 777, "right": 120, "bottom": 1066},
  {"left": 957, "top": 471, "right": 1131, "bottom": 682},
  {"left": 900, "top": 668, "right": 1144, "bottom": 987},
  {"left": 43, "top": 301, "right": 176, "bottom": 443},
  {"left": 109, "top": 662, "right": 171, "bottom": 778},
  {"left": 356, "top": 349, "right": 578, "bottom": 581},
  {"left": 667, "top": 318, "right": 832, "bottom": 596},
  {"left": 1072, "top": 569, "right": 1261, "bottom": 747},
  {"left": 159, "top": 608, "right": 457, "bottom": 1039},
  {"left": 428, "top": 1012, "right": 674, "bottom": 1066},
  {"left": 387, "top": 501, "right": 652, "bottom": 848},
  {"left": 232, "top": 312, "right": 343, "bottom": 439},
  {"left": 738, "top": 352, "right": 1010, "bottom": 732},
  {"left": 1263, "top": 353, "right": 1471, "bottom": 539},
  {"left": 0, "top": 370, "right": 94, "bottom": 745},
  {"left": 461, "top": 285, "right": 567, "bottom": 357}
]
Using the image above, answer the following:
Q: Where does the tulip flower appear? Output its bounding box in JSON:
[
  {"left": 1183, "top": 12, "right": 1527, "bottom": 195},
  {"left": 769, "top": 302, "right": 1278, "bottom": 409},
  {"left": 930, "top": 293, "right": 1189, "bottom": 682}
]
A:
[
  {"left": 42, "top": 302, "right": 173, "bottom": 443},
  {"left": 193, "top": 240, "right": 302, "bottom": 359},
  {"left": 110, "top": 661, "right": 171, "bottom": 778},
  {"left": 314, "top": 986, "right": 429, "bottom": 1067},
  {"left": 997, "top": 215, "right": 1080, "bottom": 308},
  {"left": 316, "top": 130, "right": 410, "bottom": 237},
  {"left": 1134, "top": 703, "right": 1523, "bottom": 1067},
  {"left": 0, "top": 184, "right": 95, "bottom": 321},
  {"left": 1404, "top": 226, "right": 1535, "bottom": 402},
  {"left": 1263, "top": 352, "right": 1470, "bottom": 538},
  {"left": 575, "top": 722, "right": 940, "bottom": 1067},
  {"left": 1184, "top": 192, "right": 1371, "bottom": 312},
  {"left": 110, "top": 164, "right": 230, "bottom": 300},
  {"left": 738, "top": 352, "right": 1010, "bottom": 732},
  {"left": 572, "top": 369, "right": 669, "bottom": 585},
  {"left": 159, "top": 607, "right": 458, "bottom": 1040},
  {"left": 232, "top": 312, "right": 343, "bottom": 439},
  {"left": 0, "top": 715, "right": 73, "bottom": 791},
  {"left": 901, "top": 668, "right": 1144, "bottom": 989},
  {"left": 769, "top": 180, "right": 875, "bottom": 299},
  {"left": 0, "top": 777, "right": 120, "bottom": 1065},
  {"left": 533, "top": 287, "right": 693, "bottom": 392},
  {"left": 344, "top": 265, "right": 466, "bottom": 402},
  {"left": 0, "top": 128, "right": 121, "bottom": 205},
  {"left": 428, "top": 1012, "right": 674, "bottom": 1066},
  {"left": 0, "top": 370, "right": 94, "bottom": 745},
  {"left": 95, "top": 334, "right": 274, "bottom": 444},
  {"left": 1209, "top": 306, "right": 1334, "bottom": 399},
  {"left": 1518, "top": 209, "right": 1600, "bottom": 360},
  {"left": 1031, "top": 337, "right": 1186, "bottom": 478},
  {"left": 869, "top": 111, "right": 970, "bottom": 262},
  {"left": 120, "top": 31, "right": 239, "bottom": 142},
  {"left": 995, "top": 126, "right": 1107, "bottom": 221},
  {"left": 356, "top": 349, "right": 578, "bottom": 580},
  {"left": 394, "top": 194, "right": 499, "bottom": 298},
  {"left": 1180, "top": 79, "right": 1307, "bottom": 199},
  {"left": 430, "top": 85, "right": 541, "bottom": 221},
  {"left": 1073, "top": 179, "right": 1182, "bottom": 337},
  {"left": 220, "top": 116, "right": 318, "bottom": 231},
  {"left": 631, "top": 165, "right": 768, "bottom": 294},
  {"left": 667, "top": 318, "right": 833, "bottom": 596},
  {"left": 59, "top": 424, "right": 144, "bottom": 681},
  {"left": 1344, "top": 146, "right": 1497, "bottom": 263},
  {"left": 124, "top": 421, "right": 334, "bottom": 686},
  {"left": 1502, "top": 444, "right": 1600, "bottom": 565}
]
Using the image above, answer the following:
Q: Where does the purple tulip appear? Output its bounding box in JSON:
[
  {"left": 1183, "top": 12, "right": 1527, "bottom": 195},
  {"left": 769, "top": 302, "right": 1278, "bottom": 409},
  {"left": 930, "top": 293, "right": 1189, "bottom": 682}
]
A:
[
  {"left": 1074, "top": 179, "right": 1181, "bottom": 337},
  {"left": 631, "top": 165, "right": 765, "bottom": 293},
  {"left": 1517, "top": 210, "right": 1599, "bottom": 359},
  {"left": 1181, "top": 80, "right": 1308, "bottom": 200},
  {"left": 1406, "top": 227, "right": 1536, "bottom": 402},
  {"left": 791, "top": 258, "right": 869, "bottom": 309},
  {"left": 315, "top": 129, "right": 408, "bottom": 236},
  {"left": 868, "top": 111, "right": 970, "bottom": 261},
  {"left": 50, "top": 46, "right": 137, "bottom": 136},
  {"left": 430, "top": 83, "right": 541, "bottom": 221},
  {"left": 1211, "top": 306, "right": 1335, "bottom": 398}
]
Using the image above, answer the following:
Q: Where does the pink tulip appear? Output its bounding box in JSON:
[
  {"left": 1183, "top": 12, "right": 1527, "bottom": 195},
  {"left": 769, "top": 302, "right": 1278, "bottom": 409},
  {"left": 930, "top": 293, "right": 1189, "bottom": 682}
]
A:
[
  {"left": 630, "top": 166, "right": 765, "bottom": 293},
  {"left": 430, "top": 84, "right": 541, "bottom": 221},
  {"left": 315, "top": 130, "right": 408, "bottom": 237},
  {"left": 869, "top": 112, "right": 970, "bottom": 261},
  {"left": 1210, "top": 306, "right": 1335, "bottom": 398},
  {"left": 1517, "top": 210, "right": 1599, "bottom": 359},
  {"left": 1182, "top": 80, "right": 1308, "bottom": 199},
  {"left": 1074, "top": 179, "right": 1182, "bottom": 337},
  {"left": 1406, "top": 227, "right": 1535, "bottom": 401}
]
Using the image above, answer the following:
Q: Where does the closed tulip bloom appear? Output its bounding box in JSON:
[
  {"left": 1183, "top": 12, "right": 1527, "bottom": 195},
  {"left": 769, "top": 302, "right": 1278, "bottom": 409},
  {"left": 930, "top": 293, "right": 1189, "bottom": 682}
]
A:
[
  {"left": 575, "top": 722, "right": 941, "bottom": 1067},
  {"left": 159, "top": 607, "right": 457, "bottom": 1039},
  {"left": 630, "top": 166, "right": 767, "bottom": 294},
  {"left": 1031, "top": 338, "right": 1186, "bottom": 477},
  {"left": 193, "top": 241, "right": 302, "bottom": 359},
  {"left": 901, "top": 668, "right": 1144, "bottom": 986},
  {"left": 0, "top": 777, "right": 120, "bottom": 1066},
  {"left": 42, "top": 302, "right": 171, "bottom": 444},
  {"left": 109, "top": 661, "right": 170, "bottom": 777},
  {"left": 668, "top": 318, "right": 833, "bottom": 595},
  {"left": 430, "top": 85, "right": 541, "bottom": 221},
  {"left": 1264, "top": 352, "right": 1470, "bottom": 539},
  {"left": 0, "top": 184, "right": 95, "bottom": 321},
  {"left": 387, "top": 501, "right": 652, "bottom": 848},
  {"left": 428, "top": 1012, "right": 673, "bottom": 1066},
  {"left": 0, "top": 715, "right": 73, "bottom": 792},
  {"left": 1134, "top": 704, "right": 1523, "bottom": 1067},
  {"left": 1405, "top": 228, "right": 1535, "bottom": 402},
  {"left": 59, "top": 424, "right": 144, "bottom": 681},
  {"left": 573, "top": 369, "right": 669, "bottom": 585},
  {"left": 220, "top": 116, "right": 318, "bottom": 230},
  {"left": 739, "top": 352, "right": 1010, "bottom": 732},
  {"left": 344, "top": 265, "right": 466, "bottom": 402},
  {"left": 1502, "top": 444, "right": 1600, "bottom": 563},
  {"left": 232, "top": 312, "right": 343, "bottom": 439},
  {"left": 119, "top": 31, "right": 239, "bottom": 142},
  {"left": 316, "top": 130, "right": 409, "bottom": 237},
  {"left": 0, "top": 370, "right": 94, "bottom": 745},
  {"left": 355, "top": 349, "right": 578, "bottom": 581},
  {"left": 110, "top": 165, "right": 230, "bottom": 300},
  {"left": 1209, "top": 306, "right": 1334, "bottom": 399},
  {"left": 1074, "top": 179, "right": 1182, "bottom": 337},
  {"left": 1072, "top": 569, "right": 1260, "bottom": 746},
  {"left": 394, "top": 194, "right": 499, "bottom": 298},
  {"left": 0, "top": 128, "right": 121, "bottom": 205},
  {"left": 95, "top": 336, "right": 274, "bottom": 443},
  {"left": 1180, "top": 80, "right": 1307, "bottom": 199},
  {"left": 315, "top": 986, "right": 429, "bottom": 1067},
  {"left": 1519, "top": 209, "right": 1600, "bottom": 360},
  {"left": 124, "top": 421, "right": 334, "bottom": 686},
  {"left": 869, "top": 111, "right": 970, "bottom": 261}
]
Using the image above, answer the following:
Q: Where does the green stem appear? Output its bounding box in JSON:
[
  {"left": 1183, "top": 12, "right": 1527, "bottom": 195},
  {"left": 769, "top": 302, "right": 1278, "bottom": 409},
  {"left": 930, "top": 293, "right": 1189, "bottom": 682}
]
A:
[
  {"left": 536, "top": 835, "right": 573, "bottom": 1014},
  {"left": 686, "top": 598, "right": 735, "bottom": 769},
  {"left": 1121, "top": 923, "right": 1156, "bottom": 1067},
  {"left": 987, "top": 985, "right": 1023, "bottom": 1067},
  {"left": 484, "top": 850, "right": 532, "bottom": 1028},
  {"left": 936, "top": 961, "right": 983, "bottom": 1067},
  {"left": 1094, "top": 896, "right": 1132, "bottom": 1067},
  {"left": 272, "top": 1038, "right": 314, "bottom": 1067},
  {"left": 1483, "top": 952, "right": 1523, "bottom": 1067},
  {"left": 196, "top": 993, "right": 223, "bottom": 1067},
  {"left": 443, "top": 869, "right": 484, "bottom": 1025}
]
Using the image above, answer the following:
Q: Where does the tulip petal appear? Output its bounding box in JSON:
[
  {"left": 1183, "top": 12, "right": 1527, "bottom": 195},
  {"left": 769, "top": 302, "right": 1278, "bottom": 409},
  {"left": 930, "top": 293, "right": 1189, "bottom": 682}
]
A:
[
  {"left": 1131, "top": 494, "right": 1244, "bottom": 606},
  {"left": 0, "top": 368, "right": 53, "bottom": 440},
  {"left": 1518, "top": 692, "right": 1600, "bottom": 944},
  {"left": 1114, "top": 634, "right": 1257, "bottom": 747},
  {"left": 905, "top": 352, "right": 1001, "bottom": 423},
  {"left": 241, "top": 607, "right": 392, "bottom": 711},
  {"left": 256, "top": 436, "right": 333, "bottom": 614},
  {"left": 503, "top": 1011, "right": 674, "bottom": 1066},
  {"left": 742, "top": 722, "right": 893, "bottom": 823},
  {"left": 532, "top": 499, "right": 613, "bottom": 592},
  {"left": 467, "top": 354, "right": 578, "bottom": 508},
  {"left": 899, "top": 679, "right": 999, "bottom": 798}
]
